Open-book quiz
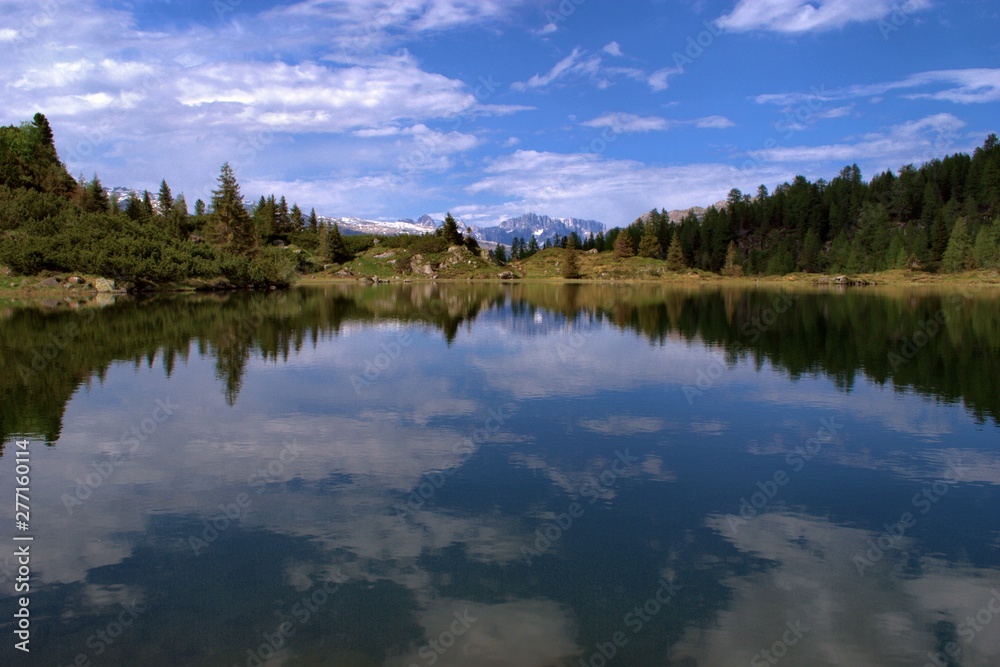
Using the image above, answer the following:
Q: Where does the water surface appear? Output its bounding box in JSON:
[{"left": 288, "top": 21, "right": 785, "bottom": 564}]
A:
[{"left": 1, "top": 283, "right": 998, "bottom": 666}]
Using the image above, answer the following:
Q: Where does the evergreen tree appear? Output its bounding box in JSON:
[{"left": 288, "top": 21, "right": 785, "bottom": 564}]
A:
[
  {"left": 141, "top": 190, "right": 154, "bottom": 220},
  {"left": 194, "top": 199, "right": 206, "bottom": 216},
  {"left": 665, "top": 232, "right": 686, "bottom": 271},
  {"left": 82, "top": 175, "right": 108, "bottom": 213},
  {"left": 942, "top": 218, "right": 974, "bottom": 272},
  {"left": 614, "top": 230, "right": 635, "bottom": 258},
  {"left": 275, "top": 196, "right": 291, "bottom": 235},
  {"left": 210, "top": 162, "right": 257, "bottom": 255},
  {"left": 494, "top": 244, "right": 508, "bottom": 264},
  {"left": 158, "top": 180, "right": 173, "bottom": 215},
  {"left": 528, "top": 235, "right": 540, "bottom": 256},
  {"left": 562, "top": 236, "right": 581, "bottom": 279},
  {"left": 973, "top": 221, "right": 1000, "bottom": 269},
  {"left": 326, "top": 222, "right": 350, "bottom": 264},
  {"left": 721, "top": 240, "right": 743, "bottom": 276},
  {"left": 637, "top": 222, "right": 662, "bottom": 258},
  {"left": 439, "top": 213, "right": 463, "bottom": 246},
  {"left": 124, "top": 191, "right": 145, "bottom": 221},
  {"left": 290, "top": 204, "right": 304, "bottom": 230},
  {"left": 797, "top": 228, "right": 822, "bottom": 273},
  {"left": 308, "top": 208, "right": 319, "bottom": 233}
]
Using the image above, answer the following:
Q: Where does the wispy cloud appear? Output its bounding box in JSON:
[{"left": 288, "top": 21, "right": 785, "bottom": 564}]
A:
[
  {"left": 466, "top": 150, "right": 789, "bottom": 224},
  {"left": 582, "top": 112, "right": 734, "bottom": 133},
  {"left": 748, "top": 113, "right": 971, "bottom": 165},
  {"left": 716, "top": 0, "right": 932, "bottom": 33},
  {"left": 756, "top": 69, "right": 1000, "bottom": 107}
]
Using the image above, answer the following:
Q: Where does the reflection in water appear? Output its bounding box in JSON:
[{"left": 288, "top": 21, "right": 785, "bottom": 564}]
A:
[{"left": 0, "top": 283, "right": 998, "bottom": 666}]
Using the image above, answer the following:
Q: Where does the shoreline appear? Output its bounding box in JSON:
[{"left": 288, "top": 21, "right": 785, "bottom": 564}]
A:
[{"left": 2, "top": 268, "right": 999, "bottom": 306}]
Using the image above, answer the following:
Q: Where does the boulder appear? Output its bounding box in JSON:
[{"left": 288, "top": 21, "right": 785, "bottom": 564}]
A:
[
  {"left": 93, "top": 278, "right": 117, "bottom": 293},
  {"left": 39, "top": 277, "right": 61, "bottom": 287},
  {"left": 67, "top": 276, "right": 84, "bottom": 285},
  {"left": 497, "top": 271, "right": 517, "bottom": 280}
]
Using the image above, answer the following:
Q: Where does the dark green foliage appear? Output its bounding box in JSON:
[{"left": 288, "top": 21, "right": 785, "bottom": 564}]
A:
[
  {"left": 326, "top": 223, "right": 351, "bottom": 264},
  {"left": 494, "top": 244, "right": 507, "bottom": 264},
  {"left": 0, "top": 117, "right": 300, "bottom": 289},
  {"left": 438, "top": 213, "right": 463, "bottom": 246},
  {"left": 604, "top": 134, "right": 1000, "bottom": 275}
]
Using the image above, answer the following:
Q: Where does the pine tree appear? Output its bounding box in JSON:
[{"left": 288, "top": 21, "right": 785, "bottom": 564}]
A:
[
  {"left": 974, "top": 222, "right": 1000, "bottom": 269},
  {"left": 614, "top": 231, "right": 635, "bottom": 258},
  {"left": 528, "top": 235, "right": 540, "bottom": 256},
  {"left": 82, "top": 175, "right": 108, "bottom": 213},
  {"left": 562, "top": 237, "right": 581, "bottom": 279},
  {"left": 637, "top": 222, "right": 662, "bottom": 258},
  {"left": 665, "top": 232, "right": 686, "bottom": 271},
  {"left": 210, "top": 162, "right": 257, "bottom": 256},
  {"left": 326, "top": 222, "right": 350, "bottom": 264},
  {"left": 290, "top": 204, "right": 304, "bottom": 230},
  {"left": 308, "top": 208, "right": 319, "bottom": 233},
  {"left": 275, "top": 196, "right": 291, "bottom": 235},
  {"left": 439, "top": 213, "right": 463, "bottom": 246},
  {"left": 721, "top": 240, "right": 743, "bottom": 276},
  {"left": 194, "top": 199, "right": 206, "bottom": 216},
  {"left": 942, "top": 218, "right": 974, "bottom": 272},
  {"left": 157, "top": 180, "right": 173, "bottom": 215},
  {"left": 494, "top": 244, "right": 508, "bottom": 264}
]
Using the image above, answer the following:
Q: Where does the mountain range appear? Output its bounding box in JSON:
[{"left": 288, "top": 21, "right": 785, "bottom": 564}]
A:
[{"left": 105, "top": 186, "right": 711, "bottom": 245}]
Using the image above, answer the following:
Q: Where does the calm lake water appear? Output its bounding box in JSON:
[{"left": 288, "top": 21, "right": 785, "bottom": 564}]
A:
[{"left": 1, "top": 283, "right": 999, "bottom": 666}]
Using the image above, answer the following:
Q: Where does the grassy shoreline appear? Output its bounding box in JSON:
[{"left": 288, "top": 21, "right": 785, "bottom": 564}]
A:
[{"left": 3, "top": 263, "right": 998, "bottom": 306}]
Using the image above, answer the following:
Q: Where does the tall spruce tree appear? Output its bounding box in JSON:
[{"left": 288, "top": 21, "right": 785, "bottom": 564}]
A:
[
  {"left": 665, "top": 232, "right": 686, "bottom": 271},
  {"left": 440, "top": 213, "right": 463, "bottom": 246},
  {"left": 210, "top": 162, "right": 257, "bottom": 255}
]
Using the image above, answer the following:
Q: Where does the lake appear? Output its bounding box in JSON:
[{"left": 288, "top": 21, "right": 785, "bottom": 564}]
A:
[{"left": 1, "top": 282, "right": 999, "bottom": 666}]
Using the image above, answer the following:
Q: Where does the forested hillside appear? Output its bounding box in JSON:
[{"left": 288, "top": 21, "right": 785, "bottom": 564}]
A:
[
  {"left": 613, "top": 135, "right": 1000, "bottom": 275},
  {"left": 0, "top": 114, "right": 306, "bottom": 289}
]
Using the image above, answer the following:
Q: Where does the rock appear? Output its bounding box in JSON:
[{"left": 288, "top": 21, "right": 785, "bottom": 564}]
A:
[
  {"left": 67, "top": 276, "right": 84, "bottom": 285},
  {"left": 497, "top": 271, "right": 517, "bottom": 280},
  {"left": 39, "top": 277, "right": 61, "bottom": 287},
  {"left": 93, "top": 278, "right": 117, "bottom": 293},
  {"left": 271, "top": 240, "right": 287, "bottom": 247},
  {"left": 0, "top": 265, "right": 10, "bottom": 276},
  {"left": 374, "top": 251, "right": 395, "bottom": 259},
  {"left": 586, "top": 248, "right": 598, "bottom": 255},
  {"left": 410, "top": 254, "right": 436, "bottom": 276}
]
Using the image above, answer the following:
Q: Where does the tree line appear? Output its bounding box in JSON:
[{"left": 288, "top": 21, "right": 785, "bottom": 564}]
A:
[{"left": 607, "top": 135, "right": 1000, "bottom": 275}]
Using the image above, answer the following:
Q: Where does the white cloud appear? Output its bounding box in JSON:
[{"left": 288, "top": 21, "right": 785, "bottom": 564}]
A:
[
  {"left": 749, "top": 113, "right": 972, "bottom": 166},
  {"left": 756, "top": 69, "right": 1000, "bottom": 107},
  {"left": 581, "top": 113, "right": 734, "bottom": 134},
  {"left": 467, "top": 150, "right": 789, "bottom": 225},
  {"left": 512, "top": 48, "right": 594, "bottom": 91},
  {"left": 602, "top": 40, "right": 624, "bottom": 57},
  {"left": 648, "top": 66, "right": 683, "bottom": 92},
  {"left": 582, "top": 113, "right": 670, "bottom": 133},
  {"left": 716, "top": 0, "right": 932, "bottom": 33},
  {"left": 536, "top": 22, "right": 558, "bottom": 35}
]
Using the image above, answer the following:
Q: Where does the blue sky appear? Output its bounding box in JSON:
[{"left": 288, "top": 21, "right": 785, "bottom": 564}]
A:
[{"left": 1, "top": 0, "right": 998, "bottom": 226}]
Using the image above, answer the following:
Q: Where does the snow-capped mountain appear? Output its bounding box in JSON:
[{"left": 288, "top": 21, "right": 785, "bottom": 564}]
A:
[
  {"left": 472, "top": 213, "right": 607, "bottom": 246},
  {"left": 321, "top": 215, "right": 438, "bottom": 236}
]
